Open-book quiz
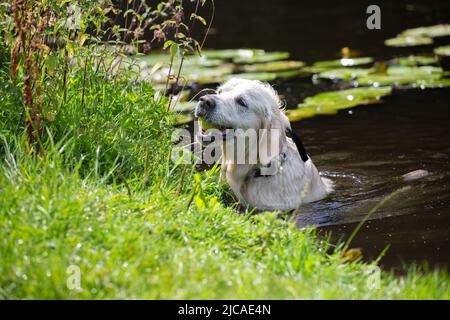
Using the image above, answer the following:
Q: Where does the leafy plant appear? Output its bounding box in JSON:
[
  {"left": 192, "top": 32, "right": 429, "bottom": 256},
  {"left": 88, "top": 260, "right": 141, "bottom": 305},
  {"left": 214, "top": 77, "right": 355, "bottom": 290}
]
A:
[{"left": 1, "top": 0, "right": 212, "bottom": 152}]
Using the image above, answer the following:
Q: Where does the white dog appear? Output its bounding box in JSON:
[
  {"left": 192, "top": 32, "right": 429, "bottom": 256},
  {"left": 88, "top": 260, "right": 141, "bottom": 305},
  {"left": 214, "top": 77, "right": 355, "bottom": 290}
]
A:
[{"left": 195, "top": 78, "right": 333, "bottom": 211}]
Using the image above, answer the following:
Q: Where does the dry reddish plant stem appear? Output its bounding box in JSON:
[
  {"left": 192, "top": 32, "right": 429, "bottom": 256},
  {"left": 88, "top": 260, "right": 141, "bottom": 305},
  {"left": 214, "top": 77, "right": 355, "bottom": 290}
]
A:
[{"left": 10, "top": 0, "right": 45, "bottom": 151}]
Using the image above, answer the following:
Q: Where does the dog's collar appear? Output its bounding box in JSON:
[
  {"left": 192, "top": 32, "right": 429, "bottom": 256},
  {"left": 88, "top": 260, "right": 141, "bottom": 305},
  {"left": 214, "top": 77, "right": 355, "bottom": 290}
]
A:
[
  {"left": 286, "top": 127, "right": 309, "bottom": 162},
  {"left": 253, "top": 152, "right": 287, "bottom": 178},
  {"left": 252, "top": 127, "right": 309, "bottom": 178}
]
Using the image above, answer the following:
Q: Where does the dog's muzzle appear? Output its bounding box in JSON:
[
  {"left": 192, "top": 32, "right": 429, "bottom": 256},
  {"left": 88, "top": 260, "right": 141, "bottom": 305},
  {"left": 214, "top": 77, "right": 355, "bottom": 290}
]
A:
[{"left": 195, "top": 94, "right": 216, "bottom": 118}]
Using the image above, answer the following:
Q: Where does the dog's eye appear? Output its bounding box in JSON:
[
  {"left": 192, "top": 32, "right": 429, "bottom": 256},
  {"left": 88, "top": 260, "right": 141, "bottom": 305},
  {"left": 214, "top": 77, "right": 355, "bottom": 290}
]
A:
[{"left": 236, "top": 97, "right": 247, "bottom": 108}]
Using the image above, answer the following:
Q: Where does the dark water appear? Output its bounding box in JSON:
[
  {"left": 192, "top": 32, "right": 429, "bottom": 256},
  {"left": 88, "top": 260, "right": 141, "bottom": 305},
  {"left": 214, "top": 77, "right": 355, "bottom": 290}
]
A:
[
  {"left": 293, "top": 88, "right": 450, "bottom": 269},
  {"left": 191, "top": 0, "right": 450, "bottom": 269},
  {"left": 196, "top": 0, "right": 450, "bottom": 62}
]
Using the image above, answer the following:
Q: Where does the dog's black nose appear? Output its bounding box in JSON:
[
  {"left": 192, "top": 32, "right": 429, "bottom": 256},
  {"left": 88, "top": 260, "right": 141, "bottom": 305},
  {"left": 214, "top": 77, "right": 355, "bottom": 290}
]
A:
[{"left": 199, "top": 95, "right": 216, "bottom": 109}]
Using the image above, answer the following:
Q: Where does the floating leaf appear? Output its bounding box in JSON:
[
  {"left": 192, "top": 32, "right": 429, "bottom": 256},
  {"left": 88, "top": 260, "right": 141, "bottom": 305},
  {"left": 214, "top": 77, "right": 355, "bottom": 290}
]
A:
[
  {"left": 202, "top": 49, "right": 265, "bottom": 60},
  {"left": 202, "top": 49, "right": 289, "bottom": 63},
  {"left": 194, "top": 57, "right": 226, "bottom": 68},
  {"left": 388, "top": 65, "right": 442, "bottom": 76},
  {"left": 286, "top": 87, "right": 392, "bottom": 121},
  {"left": 384, "top": 35, "right": 433, "bottom": 47},
  {"left": 357, "top": 66, "right": 443, "bottom": 86},
  {"left": 226, "top": 72, "right": 278, "bottom": 81},
  {"left": 133, "top": 53, "right": 225, "bottom": 68},
  {"left": 412, "top": 77, "right": 450, "bottom": 88},
  {"left": 401, "top": 24, "right": 450, "bottom": 38},
  {"left": 275, "top": 69, "right": 312, "bottom": 79},
  {"left": 148, "top": 64, "right": 234, "bottom": 84},
  {"left": 183, "top": 65, "right": 235, "bottom": 84},
  {"left": 125, "top": 49, "right": 305, "bottom": 85},
  {"left": 226, "top": 69, "right": 310, "bottom": 81},
  {"left": 233, "top": 51, "right": 290, "bottom": 64},
  {"left": 434, "top": 45, "right": 450, "bottom": 57},
  {"left": 315, "top": 64, "right": 447, "bottom": 87},
  {"left": 311, "top": 57, "right": 373, "bottom": 71},
  {"left": 396, "top": 55, "right": 438, "bottom": 66},
  {"left": 384, "top": 24, "right": 450, "bottom": 47},
  {"left": 241, "top": 60, "right": 305, "bottom": 72},
  {"left": 316, "top": 68, "right": 371, "bottom": 81}
]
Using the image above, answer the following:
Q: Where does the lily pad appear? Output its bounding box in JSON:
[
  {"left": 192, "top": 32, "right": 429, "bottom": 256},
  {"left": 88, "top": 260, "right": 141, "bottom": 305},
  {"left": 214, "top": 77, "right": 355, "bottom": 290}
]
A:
[
  {"left": 384, "top": 35, "right": 433, "bottom": 47},
  {"left": 202, "top": 49, "right": 265, "bottom": 60},
  {"left": 434, "top": 45, "right": 450, "bottom": 57},
  {"left": 233, "top": 51, "right": 290, "bottom": 64},
  {"left": 315, "top": 64, "right": 446, "bottom": 87},
  {"left": 381, "top": 65, "right": 441, "bottom": 75},
  {"left": 149, "top": 64, "right": 235, "bottom": 84},
  {"left": 275, "top": 69, "right": 312, "bottom": 79},
  {"left": 397, "top": 55, "right": 438, "bottom": 66},
  {"left": 316, "top": 68, "right": 371, "bottom": 81},
  {"left": 401, "top": 24, "right": 450, "bottom": 38},
  {"left": 384, "top": 24, "right": 450, "bottom": 48},
  {"left": 129, "top": 52, "right": 233, "bottom": 84},
  {"left": 129, "top": 49, "right": 299, "bottom": 85},
  {"left": 134, "top": 53, "right": 225, "bottom": 68},
  {"left": 183, "top": 65, "right": 235, "bottom": 84},
  {"left": 226, "top": 68, "right": 310, "bottom": 82},
  {"left": 412, "top": 77, "right": 450, "bottom": 88},
  {"left": 241, "top": 60, "right": 305, "bottom": 72},
  {"left": 202, "top": 48, "right": 290, "bottom": 63},
  {"left": 192, "top": 57, "right": 226, "bottom": 68},
  {"left": 225, "top": 72, "right": 278, "bottom": 81},
  {"left": 311, "top": 57, "right": 374, "bottom": 71},
  {"left": 286, "top": 87, "right": 392, "bottom": 121},
  {"left": 357, "top": 66, "right": 443, "bottom": 86}
]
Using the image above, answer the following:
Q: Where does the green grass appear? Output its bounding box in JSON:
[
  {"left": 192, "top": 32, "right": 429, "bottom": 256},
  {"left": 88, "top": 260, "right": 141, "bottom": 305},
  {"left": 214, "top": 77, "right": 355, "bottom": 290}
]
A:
[{"left": 0, "top": 52, "right": 449, "bottom": 300}]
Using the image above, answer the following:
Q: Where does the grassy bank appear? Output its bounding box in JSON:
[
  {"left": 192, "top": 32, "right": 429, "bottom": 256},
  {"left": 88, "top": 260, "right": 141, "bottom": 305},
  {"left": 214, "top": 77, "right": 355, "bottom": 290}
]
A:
[
  {"left": 0, "top": 59, "right": 449, "bottom": 299},
  {"left": 1, "top": 0, "right": 449, "bottom": 298}
]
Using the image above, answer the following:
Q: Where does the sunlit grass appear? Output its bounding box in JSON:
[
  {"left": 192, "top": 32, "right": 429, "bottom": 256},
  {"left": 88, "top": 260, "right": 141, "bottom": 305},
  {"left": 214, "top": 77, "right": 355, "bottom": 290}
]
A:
[{"left": 1, "top": 138, "right": 448, "bottom": 299}]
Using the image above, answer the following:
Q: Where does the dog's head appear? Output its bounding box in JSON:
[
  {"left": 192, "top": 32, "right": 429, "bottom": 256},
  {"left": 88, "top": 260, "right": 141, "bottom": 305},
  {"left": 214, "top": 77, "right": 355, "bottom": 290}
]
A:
[{"left": 195, "top": 78, "right": 290, "bottom": 164}]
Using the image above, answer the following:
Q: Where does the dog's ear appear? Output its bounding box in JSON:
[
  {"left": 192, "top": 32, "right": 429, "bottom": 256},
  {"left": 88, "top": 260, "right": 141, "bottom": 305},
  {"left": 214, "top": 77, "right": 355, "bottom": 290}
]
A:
[{"left": 258, "top": 112, "right": 289, "bottom": 165}]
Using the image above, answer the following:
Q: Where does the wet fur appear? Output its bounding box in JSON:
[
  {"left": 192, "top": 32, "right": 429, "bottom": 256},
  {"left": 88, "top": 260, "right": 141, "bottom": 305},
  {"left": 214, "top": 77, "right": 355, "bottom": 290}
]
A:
[{"left": 196, "top": 78, "right": 333, "bottom": 211}]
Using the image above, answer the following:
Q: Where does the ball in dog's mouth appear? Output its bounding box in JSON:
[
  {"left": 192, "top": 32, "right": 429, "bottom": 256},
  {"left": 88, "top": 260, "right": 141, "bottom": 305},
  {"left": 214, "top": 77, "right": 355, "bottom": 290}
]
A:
[
  {"left": 199, "top": 117, "right": 216, "bottom": 130},
  {"left": 198, "top": 117, "right": 234, "bottom": 139}
]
